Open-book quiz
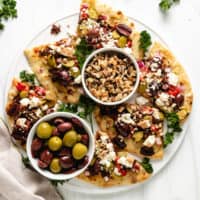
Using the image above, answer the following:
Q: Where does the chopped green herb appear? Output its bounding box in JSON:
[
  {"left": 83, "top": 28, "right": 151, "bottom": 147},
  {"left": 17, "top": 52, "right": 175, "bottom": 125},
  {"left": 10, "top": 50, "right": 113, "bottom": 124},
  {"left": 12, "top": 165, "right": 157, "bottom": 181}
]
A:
[
  {"left": 20, "top": 70, "right": 35, "bottom": 85},
  {"left": 75, "top": 38, "right": 93, "bottom": 68},
  {"left": 164, "top": 112, "right": 182, "bottom": 147},
  {"left": 141, "top": 158, "right": 153, "bottom": 174},
  {"left": 0, "top": 0, "right": 17, "bottom": 30},
  {"left": 159, "top": 0, "right": 180, "bottom": 11},
  {"left": 58, "top": 103, "right": 78, "bottom": 113},
  {"left": 139, "top": 30, "right": 152, "bottom": 53},
  {"left": 21, "top": 155, "right": 30, "bottom": 168},
  {"left": 51, "top": 180, "right": 66, "bottom": 187}
]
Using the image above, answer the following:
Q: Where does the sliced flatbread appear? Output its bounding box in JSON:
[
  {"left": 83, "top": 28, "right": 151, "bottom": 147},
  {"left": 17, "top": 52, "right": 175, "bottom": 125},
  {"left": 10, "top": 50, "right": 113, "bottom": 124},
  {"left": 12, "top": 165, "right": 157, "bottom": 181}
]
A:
[{"left": 78, "top": 130, "right": 151, "bottom": 187}]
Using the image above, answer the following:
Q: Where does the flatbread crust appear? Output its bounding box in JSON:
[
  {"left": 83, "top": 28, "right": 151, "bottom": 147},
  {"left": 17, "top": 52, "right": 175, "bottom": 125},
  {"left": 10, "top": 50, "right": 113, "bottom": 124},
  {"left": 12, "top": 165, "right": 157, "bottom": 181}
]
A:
[
  {"left": 78, "top": 131, "right": 150, "bottom": 187},
  {"left": 24, "top": 46, "right": 81, "bottom": 104},
  {"left": 148, "top": 42, "right": 193, "bottom": 122},
  {"left": 94, "top": 107, "right": 164, "bottom": 160},
  {"left": 78, "top": 167, "right": 150, "bottom": 187}
]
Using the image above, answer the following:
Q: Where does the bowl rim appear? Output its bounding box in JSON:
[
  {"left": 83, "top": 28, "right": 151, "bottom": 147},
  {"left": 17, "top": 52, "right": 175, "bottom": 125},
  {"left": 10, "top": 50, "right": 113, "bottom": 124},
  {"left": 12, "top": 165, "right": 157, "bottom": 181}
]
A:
[
  {"left": 81, "top": 47, "right": 140, "bottom": 106},
  {"left": 26, "top": 112, "right": 95, "bottom": 180}
]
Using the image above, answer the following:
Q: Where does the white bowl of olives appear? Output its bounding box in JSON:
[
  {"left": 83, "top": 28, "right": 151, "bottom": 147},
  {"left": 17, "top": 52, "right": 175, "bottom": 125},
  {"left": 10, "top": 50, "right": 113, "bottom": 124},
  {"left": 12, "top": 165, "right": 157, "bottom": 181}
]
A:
[{"left": 26, "top": 112, "right": 95, "bottom": 180}]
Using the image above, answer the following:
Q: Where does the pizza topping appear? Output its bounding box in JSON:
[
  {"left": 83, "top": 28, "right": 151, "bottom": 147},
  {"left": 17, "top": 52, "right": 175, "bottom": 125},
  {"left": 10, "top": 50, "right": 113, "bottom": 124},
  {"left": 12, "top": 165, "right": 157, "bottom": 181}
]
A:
[
  {"left": 16, "top": 118, "right": 27, "bottom": 128},
  {"left": 50, "top": 24, "right": 61, "bottom": 35},
  {"left": 116, "top": 24, "right": 132, "bottom": 37},
  {"left": 136, "top": 96, "right": 149, "bottom": 105},
  {"left": 167, "top": 72, "right": 178, "bottom": 86},
  {"left": 143, "top": 135, "right": 156, "bottom": 147}
]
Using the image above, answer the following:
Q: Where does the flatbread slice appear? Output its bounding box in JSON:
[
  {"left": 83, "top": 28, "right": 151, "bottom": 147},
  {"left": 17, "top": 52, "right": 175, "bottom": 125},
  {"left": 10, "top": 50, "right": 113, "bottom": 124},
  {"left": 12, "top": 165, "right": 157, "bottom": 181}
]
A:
[
  {"left": 94, "top": 105, "right": 164, "bottom": 160},
  {"left": 24, "top": 38, "right": 81, "bottom": 104},
  {"left": 6, "top": 73, "right": 56, "bottom": 145},
  {"left": 78, "top": 130, "right": 151, "bottom": 187},
  {"left": 138, "top": 42, "right": 193, "bottom": 122}
]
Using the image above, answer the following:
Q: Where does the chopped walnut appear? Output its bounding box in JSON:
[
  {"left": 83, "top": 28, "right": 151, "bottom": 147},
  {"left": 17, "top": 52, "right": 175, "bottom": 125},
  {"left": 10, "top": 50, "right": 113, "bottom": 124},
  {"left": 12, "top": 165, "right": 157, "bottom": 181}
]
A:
[{"left": 85, "top": 52, "right": 137, "bottom": 102}]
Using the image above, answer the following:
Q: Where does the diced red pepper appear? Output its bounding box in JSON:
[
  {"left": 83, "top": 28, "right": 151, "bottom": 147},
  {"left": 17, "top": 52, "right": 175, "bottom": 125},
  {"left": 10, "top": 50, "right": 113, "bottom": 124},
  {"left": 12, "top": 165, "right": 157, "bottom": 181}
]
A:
[
  {"left": 127, "top": 40, "right": 132, "bottom": 48},
  {"left": 120, "top": 169, "right": 127, "bottom": 176},
  {"left": 168, "top": 86, "right": 181, "bottom": 96},
  {"left": 137, "top": 60, "right": 148, "bottom": 72},
  {"left": 80, "top": 13, "right": 89, "bottom": 20},
  {"left": 15, "top": 82, "right": 29, "bottom": 91},
  {"left": 151, "top": 125, "right": 158, "bottom": 132},
  {"left": 34, "top": 86, "right": 46, "bottom": 96}
]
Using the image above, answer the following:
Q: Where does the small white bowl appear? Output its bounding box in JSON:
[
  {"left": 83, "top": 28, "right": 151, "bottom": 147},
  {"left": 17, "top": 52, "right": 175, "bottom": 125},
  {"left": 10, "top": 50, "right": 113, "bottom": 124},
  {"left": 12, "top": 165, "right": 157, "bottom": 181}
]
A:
[
  {"left": 81, "top": 47, "right": 140, "bottom": 106},
  {"left": 26, "top": 112, "right": 95, "bottom": 180}
]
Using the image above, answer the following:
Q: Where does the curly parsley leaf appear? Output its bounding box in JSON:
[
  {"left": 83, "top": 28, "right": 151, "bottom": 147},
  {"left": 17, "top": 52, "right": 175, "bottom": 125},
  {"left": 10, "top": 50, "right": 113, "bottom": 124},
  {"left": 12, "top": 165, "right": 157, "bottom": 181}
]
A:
[
  {"left": 51, "top": 180, "right": 67, "bottom": 187},
  {"left": 58, "top": 103, "right": 78, "bottom": 113},
  {"left": 139, "top": 30, "right": 152, "bottom": 53},
  {"left": 21, "top": 155, "right": 30, "bottom": 168},
  {"left": 141, "top": 158, "right": 153, "bottom": 174},
  {"left": 159, "top": 0, "right": 180, "bottom": 11},
  {"left": 75, "top": 38, "right": 93, "bottom": 68},
  {"left": 20, "top": 70, "right": 36, "bottom": 85},
  {"left": 164, "top": 112, "right": 182, "bottom": 147},
  {"left": 0, "top": 0, "right": 17, "bottom": 30}
]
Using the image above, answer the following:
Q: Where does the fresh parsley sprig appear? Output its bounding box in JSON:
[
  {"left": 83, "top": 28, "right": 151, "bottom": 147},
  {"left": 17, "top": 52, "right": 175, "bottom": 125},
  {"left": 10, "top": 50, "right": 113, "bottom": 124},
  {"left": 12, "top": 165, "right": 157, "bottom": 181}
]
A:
[
  {"left": 164, "top": 112, "right": 182, "bottom": 148},
  {"left": 159, "top": 0, "right": 180, "bottom": 11},
  {"left": 20, "top": 70, "right": 36, "bottom": 85},
  {"left": 0, "top": 0, "right": 17, "bottom": 30},
  {"left": 141, "top": 158, "right": 153, "bottom": 174},
  {"left": 75, "top": 38, "right": 93, "bottom": 68},
  {"left": 57, "top": 95, "right": 96, "bottom": 131},
  {"left": 139, "top": 30, "right": 152, "bottom": 53}
]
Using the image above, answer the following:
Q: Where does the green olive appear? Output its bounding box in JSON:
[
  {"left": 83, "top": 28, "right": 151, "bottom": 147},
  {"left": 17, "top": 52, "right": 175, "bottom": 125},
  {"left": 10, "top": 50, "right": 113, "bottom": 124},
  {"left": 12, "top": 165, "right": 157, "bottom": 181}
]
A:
[
  {"left": 117, "top": 36, "right": 127, "bottom": 48},
  {"left": 138, "top": 83, "right": 147, "bottom": 94},
  {"left": 112, "top": 30, "right": 120, "bottom": 39},
  {"left": 70, "top": 66, "right": 80, "bottom": 78},
  {"left": 36, "top": 122, "right": 52, "bottom": 139},
  {"left": 63, "top": 130, "right": 77, "bottom": 147},
  {"left": 72, "top": 143, "right": 88, "bottom": 160},
  {"left": 133, "top": 131, "right": 144, "bottom": 142},
  {"left": 48, "top": 136, "right": 62, "bottom": 151},
  {"left": 47, "top": 55, "right": 56, "bottom": 67},
  {"left": 50, "top": 158, "right": 61, "bottom": 173},
  {"left": 19, "top": 90, "right": 28, "bottom": 99}
]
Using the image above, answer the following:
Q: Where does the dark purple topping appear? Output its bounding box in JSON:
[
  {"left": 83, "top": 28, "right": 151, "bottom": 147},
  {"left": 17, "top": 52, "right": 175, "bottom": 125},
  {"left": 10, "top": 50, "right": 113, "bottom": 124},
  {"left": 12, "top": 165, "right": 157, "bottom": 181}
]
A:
[
  {"left": 115, "top": 122, "right": 130, "bottom": 137},
  {"left": 6, "top": 101, "right": 20, "bottom": 116},
  {"left": 40, "top": 149, "right": 53, "bottom": 165},
  {"left": 116, "top": 24, "right": 132, "bottom": 37},
  {"left": 113, "top": 136, "right": 126, "bottom": 149},
  {"left": 88, "top": 159, "right": 101, "bottom": 176},
  {"left": 31, "top": 137, "right": 43, "bottom": 152},
  {"left": 50, "top": 24, "right": 61, "bottom": 35},
  {"left": 140, "top": 146, "right": 154, "bottom": 156},
  {"left": 59, "top": 156, "right": 74, "bottom": 169}
]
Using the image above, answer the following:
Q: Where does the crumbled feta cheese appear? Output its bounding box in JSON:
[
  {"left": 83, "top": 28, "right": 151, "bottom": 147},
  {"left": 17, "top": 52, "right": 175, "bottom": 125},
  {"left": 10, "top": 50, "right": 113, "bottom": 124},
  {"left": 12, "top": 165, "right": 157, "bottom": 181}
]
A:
[
  {"left": 29, "top": 97, "right": 42, "bottom": 108},
  {"left": 20, "top": 98, "right": 30, "bottom": 107},
  {"left": 123, "top": 47, "right": 132, "bottom": 55},
  {"left": 35, "top": 108, "right": 42, "bottom": 117},
  {"left": 143, "top": 135, "right": 156, "bottom": 147},
  {"left": 74, "top": 75, "right": 82, "bottom": 84},
  {"left": 41, "top": 104, "right": 48, "bottom": 111},
  {"left": 156, "top": 92, "right": 170, "bottom": 107},
  {"left": 153, "top": 109, "right": 161, "bottom": 120},
  {"left": 16, "top": 118, "right": 27, "bottom": 128},
  {"left": 118, "top": 156, "right": 134, "bottom": 168},
  {"left": 167, "top": 72, "right": 178, "bottom": 86},
  {"left": 150, "top": 62, "right": 159, "bottom": 71},
  {"left": 118, "top": 113, "right": 135, "bottom": 125},
  {"left": 136, "top": 96, "right": 149, "bottom": 105},
  {"left": 155, "top": 69, "right": 162, "bottom": 77},
  {"left": 114, "top": 167, "right": 121, "bottom": 176}
]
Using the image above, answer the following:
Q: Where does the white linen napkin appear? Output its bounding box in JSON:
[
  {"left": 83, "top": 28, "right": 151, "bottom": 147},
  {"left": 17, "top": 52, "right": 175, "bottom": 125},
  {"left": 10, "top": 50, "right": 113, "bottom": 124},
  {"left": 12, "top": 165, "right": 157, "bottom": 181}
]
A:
[{"left": 0, "top": 118, "right": 62, "bottom": 200}]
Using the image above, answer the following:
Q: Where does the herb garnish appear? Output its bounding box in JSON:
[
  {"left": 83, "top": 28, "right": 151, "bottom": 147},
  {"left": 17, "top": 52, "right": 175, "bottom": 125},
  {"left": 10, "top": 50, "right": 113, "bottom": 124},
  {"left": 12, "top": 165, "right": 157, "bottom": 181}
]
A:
[
  {"left": 0, "top": 0, "right": 17, "bottom": 30},
  {"left": 21, "top": 155, "right": 30, "bottom": 168},
  {"left": 51, "top": 180, "right": 67, "bottom": 187},
  {"left": 164, "top": 112, "right": 182, "bottom": 148},
  {"left": 141, "top": 158, "right": 153, "bottom": 174},
  {"left": 75, "top": 38, "right": 93, "bottom": 68},
  {"left": 57, "top": 95, "right": 96, "bottom": 131},
  {"left": 159, "top": 0, "right": 180, "bottom": 11},
  {"left": 139, "top": 30, "right": 152, "bottom": 53},
  {"left": 20, "top": 70, "right": 36, "bottom": 85}
]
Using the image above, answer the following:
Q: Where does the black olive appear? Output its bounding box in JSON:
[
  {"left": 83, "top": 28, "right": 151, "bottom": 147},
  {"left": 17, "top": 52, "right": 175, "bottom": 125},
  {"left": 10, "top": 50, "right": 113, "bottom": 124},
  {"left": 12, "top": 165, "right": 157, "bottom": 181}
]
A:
[
  {"left": 174, "top": 94, "right": 184, "bottom": 107},
  {"left": 115, "top": 123, "right": 129, "bottom": 137},
  {"left": 113, "top": 136, "right": 126, "bottom": 149},
  {"left": 140, "top": 146, "right": 154, "bottom": 156}
]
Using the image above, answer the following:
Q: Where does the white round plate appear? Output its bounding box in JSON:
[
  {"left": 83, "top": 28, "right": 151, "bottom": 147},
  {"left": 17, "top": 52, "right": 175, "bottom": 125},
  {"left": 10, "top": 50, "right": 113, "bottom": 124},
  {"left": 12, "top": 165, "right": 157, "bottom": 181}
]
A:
[{"left": 4, "top": 14, "right": 190, "bottom": 196}]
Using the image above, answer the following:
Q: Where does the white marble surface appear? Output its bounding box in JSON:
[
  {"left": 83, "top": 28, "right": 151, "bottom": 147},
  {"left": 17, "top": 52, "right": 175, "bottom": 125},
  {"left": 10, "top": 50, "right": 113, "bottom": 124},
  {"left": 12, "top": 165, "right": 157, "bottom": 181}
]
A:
[{"left": 1, "top": 0, "right": 200, "bottom": 200}]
